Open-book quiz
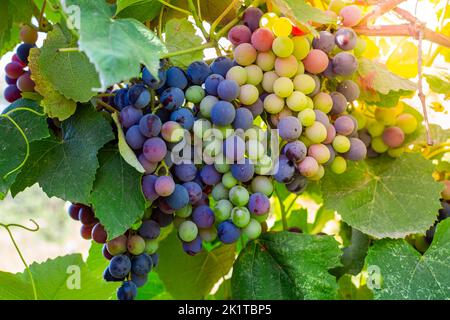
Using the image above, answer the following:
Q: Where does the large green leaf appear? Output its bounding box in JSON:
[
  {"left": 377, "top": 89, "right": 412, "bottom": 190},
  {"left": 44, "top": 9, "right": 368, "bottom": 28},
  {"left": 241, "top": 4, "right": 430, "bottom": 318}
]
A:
[
  {"left": 0, "top": 253, "right": 117, "bottom": 300},
  {"left": 65, "top": 0, "right": 167, "bottom": 90},
  {"left": 157, "top": 231, "right": 236, "bottom": 299},
  {"left": 115, "top": 0, "right": 162, "bottom": 22},
  {"left": 39, "top": 25, "right": 100, "bottom": 102},
  {"left": 0, "top": 0, "right": 33, "bottom": 55},
  {"left": 366, "top": 219, "right": 450, "bottom": 299},
  {"left": 231, "top": 231, "right": 342, "bottom": 300},
  {"left": 136, "top": 273, "right": 173, "bottom": 300},
  {"left": 11, "top": 106, "right": 114, "bottom": 203},
  {"left": 165, "top": 18, "right": 204, "bottom": 68},
  {"left": 273, "top": 0, "right": 335, "bottom": 30},
  {"left": 0, "top": 99, "right": 49, "bottom": 199},
  {"left": 89, "top": 147, "right": 146, "bottom": 240},
  {"left": 321, "top": 154, "right": 442, "bottom": 239},
  {"left": 425, "top": 72, "right": 450, "bottom": 99}
]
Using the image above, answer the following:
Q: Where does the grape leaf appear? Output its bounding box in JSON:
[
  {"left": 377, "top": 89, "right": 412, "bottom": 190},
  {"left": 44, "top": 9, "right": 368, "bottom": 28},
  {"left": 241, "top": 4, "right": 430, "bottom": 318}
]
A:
[
  {"left": 111, "top": 112, "right": 145, "bottom": 173},
  {"left": 89, "top": 147, "right": 146, "bottom": 240},
  {"left": 165, "top": 18, "right": 204, "bottom": 68},
  {"left": 136, "top": 273, "right": 173, "bottom": 300},
  {"left": 0, "top": 0, "right": 33, "bottom": 55},
  {"left": 231, "top": 231, "right": 342, "bottom": 300},
  {"left": 39, "top": 25, "right": 100, "bottom": 102},
  {"left": 28, "top": 48, "right": 77, "bottom": 120},
  {"left": 33, "top": 0, "right": 62, "bottom": 24},
  {"left": 115, "top": 0, "right": 162, "bottom": 22},
  {"left": 10, "top": 106, "right": 114, "bottom": 204},
  {"left": 65, "top": 0, "right": 167, "bottom": 91},
  {"left": 338, "top": 275, "right": 373, "bottom": 300},
  {"left": 157, "top": 231, "right": 236, "bottom": 299},
  {"left": 366, "top": 219, "right": 450, "bottom": 299},
  {"left": 425, "top": 72, "right": 450, "bottom": 99},
  {"left": 0, "top": 99, "right": 49, "bottom": 199},
  {"left": 321, "top": 154, "right": 442, "bottom": 239},
  {"left": 0, "top": 253, "right": 118, "bottom": 300}
]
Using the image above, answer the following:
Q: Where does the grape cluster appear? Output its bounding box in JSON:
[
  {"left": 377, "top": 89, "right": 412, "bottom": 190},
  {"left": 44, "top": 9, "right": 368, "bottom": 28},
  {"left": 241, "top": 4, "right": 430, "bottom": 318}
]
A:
[
  {"left": 3, "top": 25, "right": 37, "bottom": 103},
  {"left": 67, "top": 203, "right": 107, "bottom": 243}
]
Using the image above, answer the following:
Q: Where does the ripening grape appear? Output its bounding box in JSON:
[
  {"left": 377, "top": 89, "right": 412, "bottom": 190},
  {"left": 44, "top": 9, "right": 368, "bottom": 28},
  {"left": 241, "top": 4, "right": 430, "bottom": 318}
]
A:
[
  {"left": 286, "top": 91, "right": 308, "bottom": 112},
  {"left": 313, "top": 92, "right": 333, "bottom": 113},
  {"left": 293, "top": 74, "right": 316, "bottom": 95},
  {"left": 335, "top": 27, "right": 357, "bottom": 51},
  {"left": 107, "top": 235, "right": 128, "bottom": 256},
  {"left": 245, "top": 65, "right": 263, "bottom": 85},
  {"left": 234, "top": 43, "right": 257, "bottom": 66},
  {"left": 334, "top": 115, "right": 355, "bottom": 136},
  {"left": 251, "top": 176, "right": 274, "bottom": 196},
  {"left": 331, "top": 156, "right": 347, "bottom": 174},
  {"left": 298, "top": 108, "right": 316, "bottom": 127},
  {"left": 272, "top": 36, "right": 294, "bottom": 57},
  {"left": 144, "top": 239, "right": 159, "bottom": 254},
  {"left": 332, "top": 52, "right": 358, "bottom": 76},
  {"left": 154, "top": 176, "right": 175, "bottom": 197},
  {"left": 308, "top": 144, "right": 331, "bottom": 164},
  {"left": 371, "top": 136, "right": 389, "bottom": 153},
  {"left": 256, "top": 51, "right": 276, "bottom": 71},
  {"left": 214, "top": 199, "right": 233, "bottom": 221},
  {"left": 239, "top": 84, "right": 259, "bottom": 105},
  {"left": 343, "top": 138, "right": 367, "bottom": 161},
  {"left": 312, "top": 31, "right": 335, "bottom": 53},
  {"left": 396, "top": 113, "right": 418, "bottom": 134},
  {"left": 161, "top": 121, "right": 184, "bottom": 143},
  {"left": 336, "top": 79, "right": 360, "bottom": 102},
  {"left": 302, "top": 49, "right": 329, "bottom": 74},
  {"left": 261, "top": 71, "right": 279, "bottom": 93},
  {"left": 292, "top": 36, "right": 310, "bottom": 60},
  {"left": 305, "top": 121, "right": 327, "bottom": 143},
  {"left": 374, "top": 107, "right": 397, "bottom": 126},
  {"left": 297, "top": 156, "right": 319, "bottom": 178},
  {"left": 329, "top": 91, "right": 347, "bottom": 115},
  {"left": 20, "top": 25, "right": 38, "bottom": 44},
  {"left": 226, "top": 66, "right": 247, "bottom": 85},
  {"left": 228, "top": 25, "right": 252, "bottom": 46},
  {"left": 251, "top": 27, "right": 275, "bottom": 52},
  {"left": 243, "top": 7, "right": 264, "bottom": 31},
  {"left": 309, "top": 164, "right": 325, "bottom": 181},
  {"left": 278, "top": 116, "right": 302, "bottom": 141},
  {"left": 366, "top": 120, "right": 385, "bottom": 137},
  {"left": 16, "top": 73, "right": 35, "bottom": 92},
  {"left": 333, "top": 135, "right": 351, "bottom": 153},
  {"left": 324, "top": 123, "right": 337, "bottom": 144},
  {"left": 264, "top": 93, "right": 285, "bottom": 114},
  {"left": 274, "top": 55, "right": 298, "bottom": 78},
  {"left": 382, "top": 126, "right": 405, "bottom": 148},
  {"left": 127, "top": 235, "right": 146, "bottom": 255},
  {"left": 340, "top": 5, "right": 362, "bottom": 27},
  {"left": 273, "top": 77, "right": 294, "bottom": 98}
]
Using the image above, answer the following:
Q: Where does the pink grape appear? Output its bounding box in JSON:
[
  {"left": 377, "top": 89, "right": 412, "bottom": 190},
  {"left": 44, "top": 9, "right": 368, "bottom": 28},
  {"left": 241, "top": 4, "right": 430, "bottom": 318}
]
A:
[
  {"left": 234, "top": 43, "right": 257, "bottom": 66},
  {"left": 16, "top": 73, "right": 35, "bottom": 92},
  {"left": 251, "top": 28, "right": 275, "bottom": 52},
  {"left": 302, "top": 49, "right": 329, "bottom": 74},
  {"left": 382, "top": 126, "right": 405, "bottom": 148},
  {"left": 155, "top": 176, "right": 176, "bottom": 197},
  {"left": 340, "top": 5, "right": 362, "bottom": 27},
  {"left": 228, "top": 25, "right": 252, "bottom": 46},
  {"left": 5, "top": 62, "right": 24, "bottom": 79},
  {"left": 274, "top": 55, "right": 298, "bottom": 78},
  {"left": 297, "top": 156, "right": 319, "bottom": 178}
]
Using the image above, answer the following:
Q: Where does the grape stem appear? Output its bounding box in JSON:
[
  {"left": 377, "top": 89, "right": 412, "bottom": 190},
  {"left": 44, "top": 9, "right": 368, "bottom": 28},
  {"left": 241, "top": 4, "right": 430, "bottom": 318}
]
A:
[
  {"left": 0, "top": 219, "right": 40, "bottom": 300},
  {"left": 210, "top": 0, "right": 241, "bottom": 39},
  {"left": 359, "top": 0, "right": 407, "bottom": 26},
  {"left": 157, "top": 0, "right": 191, "bottom": 16},
  {"left": 38, "top": 0, "right": 47, "bottom": 30},
  {"left": 274, "top": 187, "right": 288, "bottom": 231},
  {"left": 97, "top": 99, "right": 118, "bottom": 113},
  {"left": 57, "top": 47, "right": 80, "bottom": 53},
  {"left": 187, "top": 0, "right": 209, "bottom": 40},
  {"left": 160, "top": 42, "right": 215, "bottom": 59}
]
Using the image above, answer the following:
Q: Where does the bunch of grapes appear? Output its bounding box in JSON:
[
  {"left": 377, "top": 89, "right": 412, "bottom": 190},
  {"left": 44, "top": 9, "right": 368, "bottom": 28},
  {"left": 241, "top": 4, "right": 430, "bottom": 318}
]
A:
[
  {"left": 3, "top": 25, "right": 37, "bottom": 103},
  {"left": 351, "top": 105, "right": 419, "bottom": 158}
]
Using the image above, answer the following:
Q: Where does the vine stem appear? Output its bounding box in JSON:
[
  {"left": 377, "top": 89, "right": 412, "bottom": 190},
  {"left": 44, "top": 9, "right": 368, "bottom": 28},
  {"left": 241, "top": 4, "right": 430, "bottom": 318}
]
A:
[
  {"left": 0, "top": 219, "right": 40, "bottom": 300},
  {"left": 160, "top": 42, "right": 215, "bottom": 59},
  {"left": 97, "top": 100, "right": 118, "bottom": 113},
  {"left": 157, "top": 0, "right": 190, "bottom": 15},
  {"left": 274, "top": 187, "right": 288, "bottom": 231},
  {"left": 187, "top": 0, "right": 209, "bottom": 40},
  {"left": 359, "top": 0, "right": 407, "bottom": 26}
]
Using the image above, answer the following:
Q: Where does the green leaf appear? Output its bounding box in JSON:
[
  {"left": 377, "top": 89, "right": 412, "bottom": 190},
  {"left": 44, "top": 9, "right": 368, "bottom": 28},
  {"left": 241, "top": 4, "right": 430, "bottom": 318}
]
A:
[
  {"left": 338, "top": 275, "right": 373, "bottom": 300},
  {"left": 165, "top": 18, "right": 204, "bottom": 68},
  {"left": 0, "top": 0, "right": 33, "bottom": 56},
  {"left": 0, "top": 99, "right": 49, "bottom": 199},
  {"left": 0, "top": 253, "right": 117, "bottom": 300},
  {"left": 136, "top": 273, "right": 173, "bottom": 300},
  {"left": 111, "top": 112, "right": 145, "bottom": 173},
  {"left": 89, "top": 147, "right": 146, "bottom": 240},
  {"left": 28, "top": 48, "right": 77, "bottom": 120},
  {"left": 11, "top": 106, "right": 114, "bottom": 203},
  {"left": 425, "top": 72, "right": 450, "bottom": 99},
  {"left": 65, "top": 0, "right": 167, "bottom": 90},
  {"left": 366, "top": 219, "right": 450, "bottom": 299},
  {"left": 39, "top": 25, "right": 100, "bottom": 102},
  {"left": 157, "top": 231, "right": 236, "bottom": 299},
  {"left": 231, "top": 231, "right": 342, "bottom": 300},
  {"left": 321, "top": 154, "right": 442, "bottom": 239},
  {"left": 116, "top": 0, "right": 162, "bottom": 22}
]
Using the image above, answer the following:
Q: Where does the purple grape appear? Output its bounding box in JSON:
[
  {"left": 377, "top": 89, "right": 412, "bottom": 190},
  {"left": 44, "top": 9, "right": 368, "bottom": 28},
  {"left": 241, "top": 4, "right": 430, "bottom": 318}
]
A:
[
  {"left": 128, "top": 84, "right": 151, "bottom": 109},
  {"left": 114, "top": 88, "right": 130, "bottom": 110},
  {"left": 278, "top": 116, "right": 302, "bottom": 141},
  {"left": 131, "top": 273, "right": 148, "bottom": 288},
  {"left": 182, "top": 236, "right": 203, "bottom": 255},
  {"left": 109, "top": 255, "right": 131, "bottom": 279},
  {"left": 139, "top": 114, "right": 162, "bottom": 137},
  {"left": 312, "top": 31, "right": 335, "bottom": 53},
  {"left": 5, "top": 75, "right": 17, "bottom": 85},
  {"left": 243, "top": 7, "right": 263, "bottom": 31},
  {"left": 274, "top": 155, "right": 295, "bottom": 183},
  {"left": 330, "top": 92, "right": 347, "bottom": 115},
  {"left": 248, "top": 193, "right": 270, "bottom": 215},
  {"left": 192, "top": 205, "right": 215, "bottom": 228},
  {"left": 325, "top": 144, "right": 336, "bottom": 165},
  {"left": 314, "top": 110, "right": 330, "bottom": 126},
  {"left": 308, "top": 74, "right": 322, "bottom": 97},
  {"left": 337, "top": 79, "right": 360, "bottom": 102},
  {"left": 3, "top": 85, "right": 21, "bottom": 103},
  {"left": 125, "top": 125, "right": 146, "bottom": 150},
  {"left": 228, "top": 25, "right": 252, "bottom": 46},
  {"left": 183, "top": 181, "right": 203, "bottom": 204},
  {"left": 142, "top": 175, "right": 159, "bottom": 201},
  {"left": 131, "top": 254, "right": 152, "bottom": 275},
  {"left": 120, "top": 106, "right": 143, "bottom": 129},
  {"left": 322, "top": 60, "right": 336, "bottom": 78},
  {"left": 286, "top": 174, "right": 309, "bottom": 194},
  {"left": 166, "top": 66, "right": 187, "bottom": 89},
  {"left": 343, "top": 138, "right": 367, "bottom": 161},
  {"left": 232, "top": 107, "right": 254, "bottom": 130},
  {"left": 334, "top": 115, "right": 355, "bottom": 136},
  {"left": 165, "top": 184, "right": 189, "bottom": 210},
  {"left": 150, "top": 253, "right": 159, "bottom": 267},
  {"left": 243, "top": 98, "right": 263, "bottom": 117},
  {"left": 335, "top": 27, "right": 357, "bottom": 51},
  {"left": 283, "top": 141, "right": 307, "bottom": 163},
  {"left": 143, "top": 137, "right": 167, "bottom": 162},
  {"left": 142, "top": 67, "right": 166, "bottom": 89},
  {"left": 157, "top": 197, "right": 175, "bottom": 214},
  {"left": 231, "top": 159, "right": 255, "bottom": 182},
  {"left": 211, "top": 101, "right": 236, "bottom": 126},
  {"left": 195, "top": 192, "right": 210, "bottom": 207},
  {"left": 103, "top": 267, "right": 124, "bottom": 282},
  {"left": 223, "top": 135, "right": 246, "bottom": 162},
  {"left": 186, "top": 61, "right": 212, "bottom": 85},
  {"left": 217, "top": 220, "right": 241, "bottom": 244},
  {"left": 151, "top": 208, "right": 174, "bottom": 227},
  {"left": 332, "top": 52, "right": 358, "bottom": 76},
  {"left": 139, "top": 220, "right": 161, "bottom": 240},
  {"left": 160, "top": 87, "right": 185, "bottom": 110},
  {"left": 217, "top": 79, "right": 240, "bottom": 101},
  {"left": 200, "top": 165, "right": 222, "bottom": 185},
  {"left": 358, "top": 129, "right": 372, "bottom": 147},
  {"left": 204, "top": 74, "right": 224, "bottom": 96},
  {"left": 170, "top": 108, "right": 194, "bottom": 130},
  {"left": 174, "top": 163, "right": 197, "bottom": 182},
  {"left": 16, "top": 43, "right": 35, "bottom": 63},
  {"left": 210, "top": 57, "right": 234, "bottom": 77},
  {"left": 138, "top": 154, "right": 157, "bottom": 174}
]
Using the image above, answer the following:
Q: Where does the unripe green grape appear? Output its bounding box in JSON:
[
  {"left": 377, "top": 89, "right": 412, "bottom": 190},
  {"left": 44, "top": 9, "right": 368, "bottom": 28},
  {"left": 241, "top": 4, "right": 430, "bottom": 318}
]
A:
[
  {"left": 293, "top": 74, "right": 316, "bottom": 95},
  {"left": 371, "top": 136, "right": 389, "bottom": 153},
  {"left": 215, "top": 163, "right": 230, "bottom": 173},
  {"left": 178, "top": 221, "right": 198, "bottom": 242},
  {"left": 313, "top": 92, "right": 333, "bottom": 114},
  {"left": 245, "top": 64, "right": 263, "bottom": 85},
  {"left": 226, "top": 66, "right": 247, "bottom": 85},
  {"left": 242, "top": 219, "right": 262, "bottom": 240},
  {"left": 185, "top": 85, "right": 205, "bottom": 103},
  {"left": 331, "top": 156, "right": 347, "bottom": 174},
  {"left": 374, "top": 107, "right": 397, "bottom": 126},
  {"left": 222, "top": 171, "right": 238, "bottom": 189},
  {"left": 387, "top": 147, "right": 404, "bottom": 158},
  {"left": 239, "top": 84, "right": 259, "bottom": 105},
  {"left": 264, "top": 93, "right": 285, "bottom": 114},
  {"left": 251, "top": 176, "right": 273, "bottom": 196},
  {"left": 305, "top": 96, "right": 314, "bottom": 110},
  {"left": 127, "top": 235, "right": 146, "bottom": 255},
  {"left": 308, "top": 143, "right": 331, "bottom": 164},
  {"left": 234, "top": 43, "right": 257, "bottom": 66},
  {"left": 245, "top": 126, "right": 266, "bottom": 142},
  {"left": 256, "top": 51, "right": 276, "bottom": 71},
  {"left": 273, "top": 77, "right": 294, "bottom": 98},
  {"left": 200, "top": 95, "right": 218, "bottom": 118},
  {"left": 305, "top": 121, "right": 327, "bottom": 143},
  {"left": 262, "top": 71, "right": 279, "bottom": 93},
  {"left": 329, "top": 0, "right": 346, "bottom": 14},
  {"left": 255, "top": 155, "right": 273, "bottom": 175},
  {"left": 366, "top": 120, "right": 384, "bottom": 137},
  {"left": 274, "top": 55, "right": 298, "bottom": 78},
  {"left": 175, "top": 204, "right": 193, "bottom": 218},
  {"left": 309, "top": 164, "right": 325, "bottom": 181},
  {"left": 396, "top": 113, "right": 418, "bottom": 134},
  {"left": 212, "top": 183, "right": 230, "bottom": 201},
  {"left": 292, "top": 36, "right": 310, "bottom": 60},
  {"left": 272, "top": 36, "right": 294, "bottom": 57},
  {"left": 193, "top": 119, "right": 212, "bottom": 138},
  {"left": 332, "top": 135, "right": 351, "bottom": 153},
  {"left": 199, "top": 227, "right": 217, "bottom": 242},
  {"left": 144, "top": 239, "right": 159, "bottom": 254},
  {"left": 272, "top": 17, "right": 293, "bottom": 37},
  {"left": 246, "top": 139, "right": 265, "bottom": 160},
  {"left": 351, "top": 109, "right": 367, "bottom": 130},
  {"left": 286, "top": 91, "right": 308, "bottom": 112},
  {"left": 298, "top": 108, "right": 316, "bottom": 127},
  {"left": 229, "top": 185, "right": 250, "bottom": 206},
  {"left": 231, "top": 207, "right": 251, "bottom": 228},
  {"left": 214, "top": 199, "right": 233, "bottom": 221},
  {"left": 296, "top": 61, "right": 305, "bottom": 75}
]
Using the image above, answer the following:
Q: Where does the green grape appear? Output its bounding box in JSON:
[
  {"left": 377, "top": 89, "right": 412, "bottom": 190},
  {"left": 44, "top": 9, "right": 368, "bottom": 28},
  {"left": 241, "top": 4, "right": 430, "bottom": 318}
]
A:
[
  {"left": 387, "top": 147, "right": 404, "bottom": 158},
  {"left": 175, "top": 204, "right": 193, "bottom": 218},
  {"left": 256, "top": 51, "right": 276, "bottom": 71},
  {"left": 193, "top": 118, "right": 212, "bottom": 138},
  {"left": 354, "top": 37, "right": 367, "bottom": 57},
  {"left": 396, "top": 113, "right": 418, "bottom": 134},
  {"left": 286, "top": 91, "right": 308, "bottom": 112},
  {"left": 252, "top": 212, "right": 269, "bottom": 223},
  {"left": 332, "top": 135, "right": 351, "bottom": 153},
  {"left": 366, "top": 120, "right": 384, "bottom": 137},
  {"left": 231, "top": 207, "right": 251, "bottom": 228},
  {"left": 212, "top": 183, "right": 230, "bottom": 201},
  {"left": 272, "top": 36, "right": 294, "bottom": 58},
  {"left": 273, "top": 77, "right": 294, "bottom": 98},
  {"left": 178, "top": 221, "right": 198, "bottom": 242},
  {"left": 200, "top": 95, "right": 218, "bottom": 118},
  {"left": 226, "top": 66, "right": 247, "bottom": 85},
  {"left": 214, "top": 199, "right": 233, "bottom": 221},
  {"left": 313, "top": 92, "right": 333, "bottom": 114},
  {"left": 222, "top": 171, "right": 238, "bottom": 189},
  {"left": 351, "top": 109, "right": 367, "bottom": 130},
  {"left": 251, "top": 176, "right": 273, "bottom": 196},
  {"left": 305, "top": 121, "right": 327, "bottom": 143},
  {"left": 309, "top": 164, "right": 325, "bottom": 181},
  {"left": 331, "top": 156, "right": 347, "bottom": 174},
  {"left": 215, "top": 163, "right": 230, "bottom": 173},
  {"left": 264, "top": 93, "right": 285, "bottom": 114},
  {"left": 374, "top": 107, "right": 397, "bottom": 126},
  {"left": 300, "top": 135, "right": 313, "bottom": 147},
  {"left": 261, "top": 71, "right": 279, "bottom": 93},
  {"left": 298, "top": 108, "right": 316, "bottom": 127},
  {"left": 260, "top": 12, "right": 278, "bottom": 28},
  {"left": 239, "top": 84, "right": 259, "bottom": 105},
  {"left": 246, "top": 139, "right": 265, "bottom": 160},
  {"left": 185, "top": 85, "right": 205, "bottom": 104},
  {"left": 173, "top": 216, "right": 186, "bottom": 229},
  {"left": 292, "top": 36, "right": 310, "bottom": 60},
  {"left": 272, "top": 17, "right": 293, "bottom": 37},
  {"left": 296, "top": 60, "right": 305, "bottom": 75},
  {"left": 242, "top": 219, "right": 262, "bottom": 240},
  {"left": 245, "top": 64, "right": 264, "bottom": 85},
  {"left": 144, "top": 239, "right": 159, "bottom": 254},
  {"left": 293, "top": 74, "right": 316, "bottom": 95},
  {"left": 213, "top": 124, "right": 234, "bottom": 139},
  {"left": 255, "top": 155, "right": 273, "bottom": 175},
  {"left": 371, "top": 136, "right": 389, "bottom": 153},
  {"left": 229, "top": 186, "right": 250, "bottom": 206}
]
